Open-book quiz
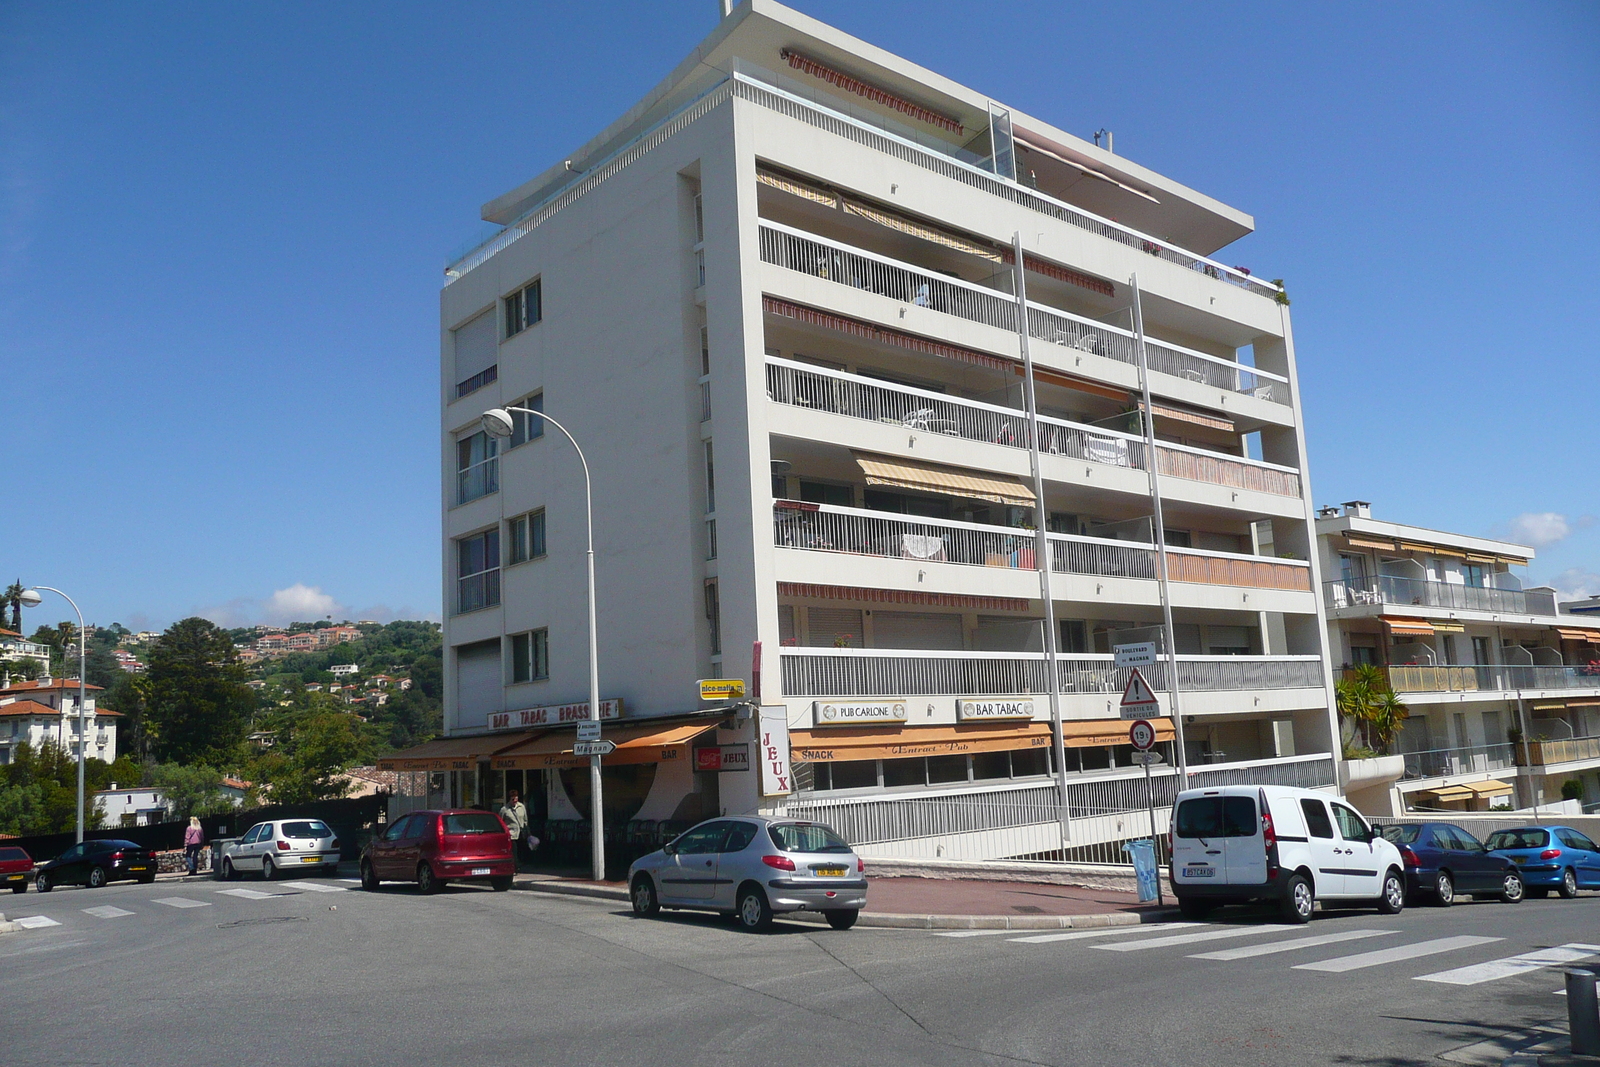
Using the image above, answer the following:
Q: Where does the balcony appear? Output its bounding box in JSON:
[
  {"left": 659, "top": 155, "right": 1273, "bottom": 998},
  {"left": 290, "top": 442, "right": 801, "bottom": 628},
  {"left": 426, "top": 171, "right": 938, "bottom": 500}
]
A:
[
  {"left": 1325, "top": 574, "right": 1556, "bottom": 616},
  {"left": 766, "top": 358, "right": 1302, "bottom": 498},
  {"left": 1400, "top": 743, "right": 1515, "bottom": 782},
  {"left": 1349, "top": 664, "right": 1600, "bottom": 696},
  {"left": 774, "top": 502, "right": 1311, "bottom": 593},
  {"left": 1515, "top": 735, "right": 1600, "bottom": 768},
  {"left": 780, "top": 646, "right": 1323, "bottom": 698},
  {"left": 456, "top": 457, "right": 498, "bottom": 506},
  {"left": 759, "top": 222, "right": 1292, "bottom": 407}
]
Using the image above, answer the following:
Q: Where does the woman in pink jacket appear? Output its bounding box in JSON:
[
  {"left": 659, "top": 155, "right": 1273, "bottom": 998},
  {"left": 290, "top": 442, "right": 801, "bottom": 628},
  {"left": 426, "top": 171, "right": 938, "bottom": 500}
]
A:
[{"left": 183, "top": 817, "right": 205, "bottom": 876}]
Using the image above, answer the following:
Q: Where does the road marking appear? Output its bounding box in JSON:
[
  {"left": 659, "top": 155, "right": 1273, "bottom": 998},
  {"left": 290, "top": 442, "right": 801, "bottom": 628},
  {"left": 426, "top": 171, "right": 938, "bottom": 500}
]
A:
[
  {"left": 152, "top": 897, "right": 211, "bottom": 909},
  {"left": 1008, "top": 923, "right": 1203, "bottom": 944},
  {"left": 81, "top": 906, "right": 134, "bottom": 919},
  {"left": 277, "top": 881, "right": 346, "bottom": 893},
  {"left": 1189, "top": 929, "right": 1395, "bottom": 961},
  {"left": 1414, "top": 944, "right": 1600, "bottom": 986},
  {"left": 13, "top": 915, "right": 61, "bottom": 929},
  {"left": 216, "top": 888, "right": 281, "bottom": 900},
  {"left": 1093, "top": 925, "right": 1298, "bottom": 952},
  {"left": 934, "top": 930, "right": 1018, "bottom": 938},
  {"left": 1293, "top": 935, "right": 1502, "bottom": 973},
  {"left": 337, "top": 878, "right": 361, "bottom": 884}
]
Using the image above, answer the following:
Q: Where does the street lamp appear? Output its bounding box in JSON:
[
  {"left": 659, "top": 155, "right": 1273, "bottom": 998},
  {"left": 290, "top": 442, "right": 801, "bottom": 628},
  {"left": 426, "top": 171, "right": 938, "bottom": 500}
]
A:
[
  {"left": 480, "top": 405, "right": 606, "bottom": 883},
  {"left": 18, "top": 587, "right": 89, "bottom": 844}
]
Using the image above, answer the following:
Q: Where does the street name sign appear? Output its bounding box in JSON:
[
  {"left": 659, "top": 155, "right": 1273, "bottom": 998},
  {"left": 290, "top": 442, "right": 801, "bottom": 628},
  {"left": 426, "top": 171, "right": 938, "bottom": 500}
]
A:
[
  {"left": 576, "top": 721, "right": 601, "bottom": 742},
  {"left": 698, "top": 678, "right": 747, "bottom": 701},
  {"left": 1130, "top": 751, "right": 1165, "bottom": 766},
  {"left": 1118, "top": 667, "right": 1161, "bottom": 720},
  {"left": 573, "top": 740, "right": 616, "bottom": 757},
  {"left": 1113, "top": 641, "right": 1158, "bottom": 669},
  {"left": 1128, "top": 719, "right": 1156, "bottom": 751}
]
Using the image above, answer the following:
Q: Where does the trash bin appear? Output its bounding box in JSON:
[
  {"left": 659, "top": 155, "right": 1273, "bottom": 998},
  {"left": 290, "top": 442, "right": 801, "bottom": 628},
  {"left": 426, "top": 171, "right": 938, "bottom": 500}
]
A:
[
  {"left": 209, "top": 839, "right": 238, "bottom": 880},
  {"left": 1122, "top": 838, "right": 1160, "bottom": 903}
]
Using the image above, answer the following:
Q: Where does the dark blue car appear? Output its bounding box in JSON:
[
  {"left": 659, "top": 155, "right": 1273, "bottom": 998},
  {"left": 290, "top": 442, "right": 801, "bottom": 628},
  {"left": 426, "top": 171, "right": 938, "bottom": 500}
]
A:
[
  {"left": 1376, "top": 822, "right": 1524, "bottom": 906},
  {"left": 1485, "top": 826, "right": 1600, "bottom": 899}
]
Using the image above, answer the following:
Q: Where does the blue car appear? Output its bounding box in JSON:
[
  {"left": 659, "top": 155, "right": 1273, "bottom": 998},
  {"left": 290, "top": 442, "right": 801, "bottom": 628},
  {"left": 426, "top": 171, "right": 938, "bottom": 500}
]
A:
[
  {"left": 1376, "top": 822, "right": 1524, "bottom": 906},
  {"left": 1485, "top": 826, "right": 1600, "bottom": 899}
]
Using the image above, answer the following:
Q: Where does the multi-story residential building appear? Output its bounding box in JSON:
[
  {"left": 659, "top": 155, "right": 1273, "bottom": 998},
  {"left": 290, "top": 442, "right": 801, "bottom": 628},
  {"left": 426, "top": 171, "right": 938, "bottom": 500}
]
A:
[
  {"left": 1317, "top": 501, "right": 1600, "bottom": 816},
  {"left": 398, "top": 1, "right": 1339, "bottom": 857},
  {"left": 0, "top": 626, "right": 53, "bottom": 672},
  {"left": 0, "top": 677, "right": 120, "bottom": 764}
]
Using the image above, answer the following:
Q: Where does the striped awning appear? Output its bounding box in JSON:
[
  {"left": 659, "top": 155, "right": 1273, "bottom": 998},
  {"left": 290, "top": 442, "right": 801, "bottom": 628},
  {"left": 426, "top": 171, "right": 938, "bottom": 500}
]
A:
[
  {"left": 1429, "top": 620, "right": 1466, "bottom": 634},
  {"left": 1383, "top": 617, "right": 1435, "bottom": 637},
  {"left": 755, "top": 168, "right": 838, "bottom": 208},
  {"left": 1556, "top": 628, "right": 1600, "bottom": 642},
  {"left": 1346, "top": 537, "right": 1396, "bottom": 551},
  {"left": 841, "top": 198, "right": 1002, "bottom": 262},
  {"left": 854, "top": 452, "right": 1034, "bottom": 507}
]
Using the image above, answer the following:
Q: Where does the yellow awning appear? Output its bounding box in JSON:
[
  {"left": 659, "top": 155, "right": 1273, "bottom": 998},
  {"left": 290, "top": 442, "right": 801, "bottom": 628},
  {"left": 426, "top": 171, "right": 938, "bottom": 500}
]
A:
[
  {"left": 1465, "top": 554, "right": 1497, "bottom": 563},
  {"left": 1430, "top": 620, "right": 1466, "bottom": 633},
  {"left": 854, "top": 452, "right": 1034, "bottom": 507},
  {"left": 1555, "top": 628, "right": 1599, "bottom": 642},
  {"left": 1346, "top": 537, "right": 1396, "bottom": 551},
  {"left": 1420, "top": 785, "right": 1475, "bottom": 802},
  {"left": 755, "top": 168, "right": 838, "bottom": 208},
  {"left": 1464, "top": 779, "right": 1513, "bottom": 797},
  {"left": 1383, "top": 617, "right": 1435, "bottom": 637}
]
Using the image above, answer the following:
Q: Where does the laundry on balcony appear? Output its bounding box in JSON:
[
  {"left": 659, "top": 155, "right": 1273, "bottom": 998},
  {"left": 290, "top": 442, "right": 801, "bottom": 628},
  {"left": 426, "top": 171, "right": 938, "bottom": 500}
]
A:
[
  {"left": 853, "top": 452, "right": 1034, "bottom": 507},
  {"left": 899, "top": 533, "right": 946, "bottom": 560}
]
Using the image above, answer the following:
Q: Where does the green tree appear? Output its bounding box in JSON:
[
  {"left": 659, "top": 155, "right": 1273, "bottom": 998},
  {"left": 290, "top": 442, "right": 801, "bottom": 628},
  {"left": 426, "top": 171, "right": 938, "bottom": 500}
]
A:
[
  {"left": 253, "top": 707, "right": 376, "bottom": 805},
  {"left": 1335, "top": 664, "right": 1410, "bottom": 755},
  {"left": 136, "top": 617, "right": 254, "bottom": 767},
  {"left": 3, "top": 580, "right": 23, "bottom": 632},
  {"left": 0, "top": 741, "right": 108, "bottom": 835},
  {"left": 147, "top": 763, "right": 233, "bottom": 820}
]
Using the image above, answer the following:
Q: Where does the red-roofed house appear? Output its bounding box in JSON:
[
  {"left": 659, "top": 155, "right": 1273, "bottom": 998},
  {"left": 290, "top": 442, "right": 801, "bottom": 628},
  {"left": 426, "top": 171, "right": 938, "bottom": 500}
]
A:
[
  {"left": 0, "top": 627, "right": 53, "bottom": 671},
  {"left": 0, "top": 677, "right": 120, "bottom": 764}
]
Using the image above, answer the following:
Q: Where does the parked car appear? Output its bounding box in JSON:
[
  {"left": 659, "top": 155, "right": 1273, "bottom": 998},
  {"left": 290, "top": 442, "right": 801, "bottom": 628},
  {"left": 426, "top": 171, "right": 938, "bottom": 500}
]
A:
[
  {"left": 35, "top": 839, "right": 156, "bottom": 891},
  {"left": 360, "top": 809, "right": 514, "bottom": 893},
  {"left": 220, "top": 819, "right": 341, "bottom": 881},
  {"left": 628, "top": 816, "right": 867, "bottom": 932},
  {"left": 1169, "top": 785, "right": 1407, "bottom": 923},
  {"left": 1375, "top": 822, "right": 1525, "bottom": 906},
  {"left": 1485, "top": 825, "right": 1600, "bottom": 898},
  {"left": 0, "top": 846, "right": 33, "bottom": 893}
]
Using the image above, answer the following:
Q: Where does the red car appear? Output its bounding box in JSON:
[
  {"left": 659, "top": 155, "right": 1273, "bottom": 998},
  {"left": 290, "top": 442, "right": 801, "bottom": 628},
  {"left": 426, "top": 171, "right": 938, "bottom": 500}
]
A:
[
  {"left": 0, "top": 846, "right": 32, "bottom": 893},
  {"left": 360, "top": 809, "right": 515, "bottom": 893}
]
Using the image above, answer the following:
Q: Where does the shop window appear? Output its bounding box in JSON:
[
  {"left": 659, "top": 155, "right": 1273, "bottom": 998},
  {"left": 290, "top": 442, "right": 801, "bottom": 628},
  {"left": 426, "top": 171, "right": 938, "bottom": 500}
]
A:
[
  {"left": 1011, "top": 748, "right": 1049, "bottom": 777},
  {"left": 829, "top": 760, "right": 877, "bottom": 790},
  {"left": 927, "top": 754, "right": 968, "bottom": 784},
  {"left": 972, "top": 751, "right": 1011, "bottom": 780},
  {"left": 882, "top": 758, "right": 924, "bottom": 788},
  {"left": 1079, "top": 746, "right": 1111, "bottom": 771}
]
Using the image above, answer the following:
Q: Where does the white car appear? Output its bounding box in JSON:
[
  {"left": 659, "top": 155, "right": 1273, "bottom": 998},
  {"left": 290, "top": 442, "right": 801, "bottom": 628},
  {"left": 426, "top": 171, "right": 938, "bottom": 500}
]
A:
[
  {"left": 220, "top": 819, "right": 341, "bottom": 881},
  {"left": 1169, "top": 784, "right": 1406, "bottom": 923}
]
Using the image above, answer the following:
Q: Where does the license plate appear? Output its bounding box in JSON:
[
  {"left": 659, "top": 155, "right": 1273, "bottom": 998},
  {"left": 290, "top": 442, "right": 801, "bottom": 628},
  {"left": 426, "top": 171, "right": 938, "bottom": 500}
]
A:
[
  {"left": 813, "top": 867, "right": 847, "bottom": 876},
  {"left": 5, "top": 874, "right": 22, "bottom": 881},
  {"left": 301, "top": 856, "right": 321, "bottom": 863},
  {"left": 471, "top": 867, "right": 491, "bottom": 876},
  {"left": 129, "top": 866, "right": 147, "bottom": 872},
  {"left": 1183, "top": 867, "right": 1215, "bottom": 878}
]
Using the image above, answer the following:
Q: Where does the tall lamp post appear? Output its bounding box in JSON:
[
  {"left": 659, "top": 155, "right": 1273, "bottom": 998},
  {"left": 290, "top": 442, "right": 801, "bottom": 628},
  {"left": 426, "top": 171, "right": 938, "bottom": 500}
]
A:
[
  {"left": 18, "top": 587, "right": 88, "bottom": 843},
  {"left": 480, "top": 405, "right": 606, "bottom": 882}
]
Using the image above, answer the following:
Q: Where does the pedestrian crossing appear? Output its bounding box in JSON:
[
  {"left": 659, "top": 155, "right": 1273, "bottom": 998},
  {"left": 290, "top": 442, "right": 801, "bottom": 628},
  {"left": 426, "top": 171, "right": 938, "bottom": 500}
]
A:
[{"left": 5, "top": 882, "right": 354, "bottom": 936}]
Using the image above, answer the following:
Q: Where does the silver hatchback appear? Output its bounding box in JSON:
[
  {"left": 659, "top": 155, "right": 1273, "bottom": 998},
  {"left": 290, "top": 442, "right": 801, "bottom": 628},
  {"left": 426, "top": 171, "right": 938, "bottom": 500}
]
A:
[
  {"left": 629, "top": 816, "right": 867, "bottom": 931},
  {"left": 220, "top": 819, "right": 341, "bottom": 881}
]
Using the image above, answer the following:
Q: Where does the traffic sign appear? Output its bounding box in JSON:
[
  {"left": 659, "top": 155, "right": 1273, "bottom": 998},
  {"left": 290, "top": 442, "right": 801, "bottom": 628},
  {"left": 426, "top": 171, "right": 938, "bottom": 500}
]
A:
[
  {"left": 1113, "top": 641, "right": 1158, "bottom": 669},
  {"left": 1130, "top": 751, "right": 1164, "bottom": 766},
  {"left": 1128, "top": 719, "right": 1156, "bottom": 751},
  {"left": 576, "top": 721, "right": 601, "bottom": 742},
  {"left": 1118, "top": 666, "right": 1161, "bottom": 720},
  {"left": 698, "top": 678, "right": 747, "bottom": 701},
  {"left": 573, "top": 740, "right": 616, "bottom": 757}
]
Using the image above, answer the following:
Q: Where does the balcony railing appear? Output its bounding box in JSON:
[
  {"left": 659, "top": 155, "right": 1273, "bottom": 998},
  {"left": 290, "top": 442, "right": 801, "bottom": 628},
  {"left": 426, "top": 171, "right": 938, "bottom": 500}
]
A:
[
  {"left": 759, "top": 222, "right": 1291, "bottom": 406},
  {"left": 774, "top": 502, "right": 1312, "bottom": 592},
  {"left": 781, "top": 646, "right": 1324, "bottom": 698},
  {"left": 456, "top": 570, "right": 500, "bottom": 615},
  {"left": 1400, "top": 743, "right": 1515, "bottom": 782},
  {"left": 456, "top": 458, "right": 498, "bottom": 505},
  {"left": 1325, "top": 575, "right": 1557, "bottom": 616},
  {"left": 766, "top": 358, "right": 1302, "bottom": 498},
  {"left": 1518, "top": 735, "right": 1600, "bottom": 767},
  {"left": 1349, "top": 664, "right": 1600, "bottom": 695}
]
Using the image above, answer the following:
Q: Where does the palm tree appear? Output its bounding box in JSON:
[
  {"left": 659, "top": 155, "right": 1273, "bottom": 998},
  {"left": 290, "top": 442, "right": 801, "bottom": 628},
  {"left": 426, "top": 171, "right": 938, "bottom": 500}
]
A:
[
  {"left": 1366, "top": 689, "right": 1411, "bottom": 753},
  {"left": 2, "top": 581, "right": 21, "bottom": 632},
  {"left": 1335, "top": 663, "right": 1401, "bottom": 754}
]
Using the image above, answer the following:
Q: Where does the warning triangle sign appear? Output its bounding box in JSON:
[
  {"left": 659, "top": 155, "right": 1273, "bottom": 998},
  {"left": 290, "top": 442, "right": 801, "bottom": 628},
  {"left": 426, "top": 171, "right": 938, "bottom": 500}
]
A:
[{"left": 1120, "top": 667, "right": 1159, "bottom": 708}]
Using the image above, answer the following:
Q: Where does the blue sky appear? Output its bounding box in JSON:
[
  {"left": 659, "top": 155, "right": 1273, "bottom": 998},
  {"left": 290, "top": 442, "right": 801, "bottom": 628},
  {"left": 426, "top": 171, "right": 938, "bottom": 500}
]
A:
[{"left": 3, "top": 1, "right": 1596, "bottom": 630}]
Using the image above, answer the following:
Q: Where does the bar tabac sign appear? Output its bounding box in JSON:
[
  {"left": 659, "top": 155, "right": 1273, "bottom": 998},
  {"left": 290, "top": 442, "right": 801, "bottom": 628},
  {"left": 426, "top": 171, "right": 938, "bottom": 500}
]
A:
[{"left": 487, "top": 699, "right": 622, "bottom": 732}]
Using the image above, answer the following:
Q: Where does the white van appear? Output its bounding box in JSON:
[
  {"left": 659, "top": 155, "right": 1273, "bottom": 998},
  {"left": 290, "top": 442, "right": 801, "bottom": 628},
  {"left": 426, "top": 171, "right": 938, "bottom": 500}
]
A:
[{"left": 1169, "top": 784, "right": 1406, "bottom": 923}]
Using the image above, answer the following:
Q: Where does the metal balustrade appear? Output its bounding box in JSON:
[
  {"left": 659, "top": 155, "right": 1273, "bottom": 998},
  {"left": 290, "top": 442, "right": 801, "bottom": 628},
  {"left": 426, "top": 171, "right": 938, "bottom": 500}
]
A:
[
  {"left": 1352, "top": 664, "right": 1600, "bottom": 696},
  {"left": 1399, "top": 743, "right": 1515, "bottom": 781},
  {"left": 1326, "top": 575, "right": 1556, "bottom": 615},
  {"left": 780, "top": 647, "right": 1324, "bottom": 697},
  {"left": 1520, "top": 735, "right": 1600, "bottom": 766},
  {"left": 766, "top": 358, "right": 1301, "bottom": 497},
  {"left": 456, "top": 458, "right": 498, "bottom": 505},
  {"left": 773, "top": 502, "right": 1311, "bottom": 592}
]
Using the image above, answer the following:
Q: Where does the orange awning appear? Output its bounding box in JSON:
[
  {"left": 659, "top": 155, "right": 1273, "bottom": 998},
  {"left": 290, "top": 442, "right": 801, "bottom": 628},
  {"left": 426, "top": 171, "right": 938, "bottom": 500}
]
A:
[
  {"left": 375, "top": 731, "right": 541, "bottom": 771},
  {"left": 1346, "top": 537, "right": 1396, "bottom": 551},
  {"left": 490, "top": 720, "right": 719, "bottom": 770},
  {"left": 1555, "top": 628, "right": 1600, "bottom": 642},
  {"left": 1383, "top": 617, "right": 1435, "bottom": 637},
  {"left": 790, "top": 719, "right": 1174, "bottom": 762}
]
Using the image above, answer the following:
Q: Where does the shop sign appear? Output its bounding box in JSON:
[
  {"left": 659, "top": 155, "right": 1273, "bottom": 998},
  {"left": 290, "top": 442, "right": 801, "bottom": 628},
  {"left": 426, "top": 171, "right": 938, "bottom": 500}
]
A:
[
  {"left": 957, "top": 698, "right": 1035, "bottom": 721},
  {"left": 758, "top": 707, "right": 793, "bottom": 796},
  {"left": 488, "top": 699, "right": 622, "bottom": 732},
  {"left": 694, "top": 744, "right": 750, "bottom": 772},
  {"left": 387, "top": 757, "right": 474, "bottom": 772},
  {"left": 812, "top": 700, "right": 908, "bottom": 726},
  {"left": 698, "top": 678, "right": 746, "bottom": 700}
]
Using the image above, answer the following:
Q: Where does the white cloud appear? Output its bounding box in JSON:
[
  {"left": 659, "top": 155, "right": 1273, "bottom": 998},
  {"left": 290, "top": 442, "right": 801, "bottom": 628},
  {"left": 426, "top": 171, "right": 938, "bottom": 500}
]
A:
[
  {"left": 1548, "top": 568, "right": 1600, "bottom": 603},
  {"left": 263, "top": 583, "right": 340, "bottom": 622},
  {"left": 190, "top": 585, "right": 436, "bottom": 630},
  {"left": 1504, "top": 512, "right": 1596, "bottom": 549}
]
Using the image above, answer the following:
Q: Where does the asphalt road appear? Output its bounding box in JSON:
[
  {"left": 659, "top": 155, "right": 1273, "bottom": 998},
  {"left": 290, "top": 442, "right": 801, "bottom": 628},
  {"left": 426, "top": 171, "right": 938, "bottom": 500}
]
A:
[{"left": 2, "top": 871, "right": 1596, "bottom": 1067}]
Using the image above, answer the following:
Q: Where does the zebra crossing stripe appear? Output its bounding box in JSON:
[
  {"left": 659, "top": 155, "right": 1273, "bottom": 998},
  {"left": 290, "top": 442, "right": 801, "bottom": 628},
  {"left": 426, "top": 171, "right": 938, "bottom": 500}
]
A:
[
  {"left": 217, "top": 888, "right": 280, "bottom": 900},
  {"left": 1293, "top": 935, "right": 1502, "bottom": 973},
  {"left": 1008, "top": 924, "right": 1202, "bottom": 944},
  {"left": 1414, "top": 944, "right": 1600, "bottom": 986},
  {"left": 1094, "top": 925, "right": 1299, "bottom": 952},
  {"left": 82, "top": 906, "right": 134, "bottom": 919},
  {"left": 1189, "top": 929, "right": 1394, "bottom": 961},
  {"left": 277, "top": 881, "right": 346, "bottom": 893},
  {"left": 152, "top": 897, "right": 211, "bottom": 909},
  {"left": 13, "top": 915, "right": 60, "bottom": 929}
]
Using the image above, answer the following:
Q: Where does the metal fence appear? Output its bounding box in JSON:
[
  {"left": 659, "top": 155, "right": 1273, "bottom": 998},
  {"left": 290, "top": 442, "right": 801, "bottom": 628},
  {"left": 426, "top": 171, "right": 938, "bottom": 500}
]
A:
[
  {"left": 1361, "top": 664, "right": 1600, "bottom": 696},
  {"left": 1325, "top": 575, "right": 1556, "bottom": 615},
  {"left": 1399, "top": 742, "right": 1516, "bottom": 781}
]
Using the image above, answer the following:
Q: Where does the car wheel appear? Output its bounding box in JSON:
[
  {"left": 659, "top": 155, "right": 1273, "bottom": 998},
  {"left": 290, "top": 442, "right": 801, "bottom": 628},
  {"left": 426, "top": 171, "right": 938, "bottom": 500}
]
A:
[
  {"left": 1178, "top": 897, "right": 1214, "bottom": 920},
  {"left": 87, "top": 866, "right": 107, "bottom": 889},
  {"left": 1434, "top": 870, "right": 1454, "bottom": 907},
  {"left": 631, "top": 875, "right": 659, "bottom": 917},
  {"left": 1501, "top": 871, "right": 1525, "bottom": 904},
  {"left": 1279, "top": 873, "right": 1313, "bottom": 924},
  {"left": 35, "top": 873, "right": 50, "bottom": 893},
  {"left": 824, "top": 909, "right": 858, "bottom": 931},
  {"left": 490, "top": 876, "right": 513, "bottom": 892},
  {"left": 1559, "top": 868, "right": 1579, "bottom": 899},
  {"left": 737, "top": 886, "right": 773, "bottom": 932},
  {"left": 261, "top": 857, "right": 276, "bottom": 882},
  {"left": 360, "top": 859, "right": 380, "bottom": 891},
  {"left": 1377, "top": 869, "right": 1405, "bottom": 914},
  {"left": 222, "top": 858, "right": 239, "bottom": 882},
  {"left": 417, "top": 863, "right": 440, "bottom": 895}
]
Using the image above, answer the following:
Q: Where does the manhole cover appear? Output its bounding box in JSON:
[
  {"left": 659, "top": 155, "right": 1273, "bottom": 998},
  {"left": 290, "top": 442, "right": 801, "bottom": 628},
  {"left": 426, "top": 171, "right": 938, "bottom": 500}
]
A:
[{"left": 216, "top": 916, "right": 309, "bottom": 929}]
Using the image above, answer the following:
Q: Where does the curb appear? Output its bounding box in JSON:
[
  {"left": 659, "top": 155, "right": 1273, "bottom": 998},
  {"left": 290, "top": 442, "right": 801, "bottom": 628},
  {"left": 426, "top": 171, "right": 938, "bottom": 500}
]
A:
[{"left": 511, "top": 878, "right": 1178, "bottom": 929}]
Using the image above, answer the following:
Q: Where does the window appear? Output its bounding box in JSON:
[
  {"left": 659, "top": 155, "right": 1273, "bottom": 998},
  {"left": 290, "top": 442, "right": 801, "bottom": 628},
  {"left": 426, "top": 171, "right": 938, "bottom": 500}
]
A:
[
  {"left": 704, "top": 580, "right": 721, "bottom": 656},
  {"left": 722, "top": 822, "right": 758, "bottom": 852},
  {"left": 703, "top": 441, "right": 716, "bottom": 514},
  {"left": 503, "top": 279, "right": 541, "bottom": 339},
  {"left": 509, "top": 510, "right": 546, "bottom": 564},
  {"left": 1300, "top": 799, "right": 1334, "bottom": 839},
  {"left": 1472, "top": 636, "right": 1490, "bottom": 665},
  {"left": 1174, "top": 797, "right": 1257, "bottom": 838},
  {"left": 800, "top": 480, "right": 852, "bottom": 507},
  {"left": 281, "top": 821, "right": 331, "bottom": 839},
  {"left": 509, "top": 629, "right": 548, "bottom": 684},
  {"left": 456, "top": 529, "right": 501, "bottom": 613},
  {"left": 445, "top": 812, "right": 505, "bottom": 835},
  {"left": 705, "top": 518, "right": 717, "bottom": 561},
  {"left": 674, "top": 821, "right": 729, "bottom": 855},
  {"left": 700, "top": 324, "right": 710, "bottom": 376},
  {"left": 1330, "top": 804, "right": 1369, "bottom": 842},
  {"left": 1462, "top": 563, "right": 1485, "bottom": 588},
  {"left": 509, "top": 392, "right": 544, "bottom": 446},
  {"left": 693, "top": 193, "right": 704, "bottom": 244},
  {"left": 768, "top": 823, "right": 851, "bottom": 853},
  {"left": 456, "top": 431, "right": 498, "bottom": 504},
  {"left": 452, "top": 309, "right": 498, "bottom": 398},
  {"left": 1485, "top": 828, "right": 1547, "bottom": 850}
]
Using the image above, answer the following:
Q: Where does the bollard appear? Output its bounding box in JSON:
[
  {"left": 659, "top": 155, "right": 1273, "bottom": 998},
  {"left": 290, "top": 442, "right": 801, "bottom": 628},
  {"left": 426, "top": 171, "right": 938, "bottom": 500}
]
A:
[{"left": 1568, "top": 968, "right": 1600, "bottom": 1057}]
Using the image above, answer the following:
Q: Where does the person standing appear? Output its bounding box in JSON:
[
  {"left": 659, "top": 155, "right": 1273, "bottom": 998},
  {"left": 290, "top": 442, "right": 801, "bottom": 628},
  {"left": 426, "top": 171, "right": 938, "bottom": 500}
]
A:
[
  {"left": 184, "top": 817, "right": 205, "bottom": 876},
  {"left": 499, "top": 790, "right": 529, "bottom": 866}
]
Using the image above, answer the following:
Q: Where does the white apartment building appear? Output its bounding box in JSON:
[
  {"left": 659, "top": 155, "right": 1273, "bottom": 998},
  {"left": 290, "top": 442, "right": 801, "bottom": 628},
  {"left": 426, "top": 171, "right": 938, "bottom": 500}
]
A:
[
  {"left": 401, "top": 1, "right": 1341, "bottom": 859},
  {"left": 1317, "top": 501, "right": 1600, "bottom": 817},
  {"left": 0, "top": 626, "right": 52, "bottom": 671},
  {"left": 0, "top": 677, "right": 120, "bottom": 765}
]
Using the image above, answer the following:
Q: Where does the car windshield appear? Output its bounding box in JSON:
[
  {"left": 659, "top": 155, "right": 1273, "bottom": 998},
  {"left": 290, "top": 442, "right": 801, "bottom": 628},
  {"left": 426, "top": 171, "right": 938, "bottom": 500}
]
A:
[
  {"left": 0, "top": 847, "right": 27, "bottom": 861},
  {"left": 768, "top": 823, "right": 852, "bottom": 854},
  {"left": 1379, "top": 825, "right": 1420, "bottom": 844},
  {"left": 444, "top": 813, "right": 504, "bottom": 835},
  {"left": 280, "top": 821, "right": 332, "bottom": 839},
  {"left": 1485, "top": 829, "right": 1548, "bottom": 850},
  {"left": 1175, "top": 797, "right": 1257, "bottom": 838}
]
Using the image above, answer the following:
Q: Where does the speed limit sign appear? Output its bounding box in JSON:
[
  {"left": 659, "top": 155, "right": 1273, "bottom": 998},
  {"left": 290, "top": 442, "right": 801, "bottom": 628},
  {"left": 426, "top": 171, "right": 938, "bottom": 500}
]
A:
[{"left": 1128, "top": 719, "right": 1156, "bottom": 751}]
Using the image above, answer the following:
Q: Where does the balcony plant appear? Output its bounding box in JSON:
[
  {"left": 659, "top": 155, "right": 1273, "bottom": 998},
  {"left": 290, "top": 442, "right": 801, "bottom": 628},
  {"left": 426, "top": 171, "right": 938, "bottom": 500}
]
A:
[
  {"left": 1563, "top": 779, "right": 1585, "bottom": 802},
  {"left": 1335, "top": 663, "right": 1409, "bottom": 754}
]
